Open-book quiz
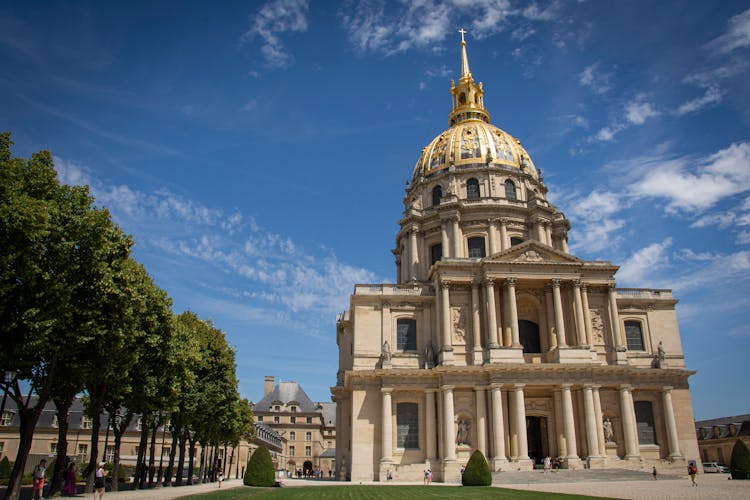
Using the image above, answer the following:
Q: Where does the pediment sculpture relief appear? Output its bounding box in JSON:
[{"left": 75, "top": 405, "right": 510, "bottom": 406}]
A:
[{"left": 515, "top": 249, "right": 546, "bottom": 262}]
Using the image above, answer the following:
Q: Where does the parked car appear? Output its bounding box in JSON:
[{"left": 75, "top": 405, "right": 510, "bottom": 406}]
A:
[
  {"left": 703, "top": 462, "right": 722, "bottom": 473},
  {"left": 719, "top": 464, "right": 730, "bottom": 473}
]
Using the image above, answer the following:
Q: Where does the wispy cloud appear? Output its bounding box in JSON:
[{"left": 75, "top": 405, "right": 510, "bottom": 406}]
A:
[
  {"left": 241, "top": 0, "right": 310, "bottom": 70},
  {"left": 555, "top": 189, "right": 627, "bottom": 253},
  {"left": 704, "top": 8, "right": 750, "bottom": 55},
  {"left": 591, "top": 95, "right": 660, "bottom": 142},
  {"left": 616, "top": 238, "right": 672, "bottom": 286},
  {"left": 579, "top": 62, "right": 612, "bottom": 95},
  {"left": 674, "top": 85, "right": 724, "bottom": 116}
]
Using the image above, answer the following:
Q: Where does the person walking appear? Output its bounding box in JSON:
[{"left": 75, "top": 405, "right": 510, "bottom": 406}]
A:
[
  {"left": 688, "top": 463, "right": 697, "bottom": 487},
  {"left": 63, "top": 462, "right": 77, "bottom": 496},
  {"left": 94, "top": 462, "right": 107, "bottom": 500},
  {"left": 32, "top": 459, "right": 47, "bottom": 500},
  {"left": 652, "top": 466, "right": 657, "bottom": 480}
]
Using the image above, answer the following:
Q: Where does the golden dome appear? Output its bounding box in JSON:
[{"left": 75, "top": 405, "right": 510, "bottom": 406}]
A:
[{"left": 412, "top": 32, "right": 538, "bottom": 181}]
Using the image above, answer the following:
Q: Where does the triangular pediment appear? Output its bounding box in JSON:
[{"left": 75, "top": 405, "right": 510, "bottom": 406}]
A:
[{"left": 486, "top": 240, "right": 582, "bottom": 264}]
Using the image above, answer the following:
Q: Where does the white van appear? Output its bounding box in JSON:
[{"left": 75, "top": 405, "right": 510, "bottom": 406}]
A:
[{"left": 703, "top": 462, "right": 722, "bottom": 473}]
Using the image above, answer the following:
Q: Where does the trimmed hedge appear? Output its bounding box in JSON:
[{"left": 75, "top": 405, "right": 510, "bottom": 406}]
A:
[
  {"left": 731, "top": 439, "right": 750, "bottom": 480},
  {"left": 244, "top": 445, "right": 275, "bottom": 487},
  {"left": 0, "top": 457, "right": 11, "bottom": 479},
  {"left": 461, "top": 449, "right": 492, "bottom": 486}
]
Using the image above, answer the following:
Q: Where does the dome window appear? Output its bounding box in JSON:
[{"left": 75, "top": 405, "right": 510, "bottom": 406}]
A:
[
  {"left": 432, "top": 186, "right": 443, "bottom": 206},
  {"left": 467, "top": 237, "right": 486, "bottom": 258},
  {"left": 466, "top": 178, "right": 480, "bottom": 199},
  {"left": 504, "top": 180, "right": 517, "bottom": 200},
  {"left": 510, "top": 237, "right": 524, "bottom": 247},
  {"left": 459, "top": 92, "right": 466, "bottom": 104},
  {"left": 430, "top": 243, "right": 442, "bottom": 264}
]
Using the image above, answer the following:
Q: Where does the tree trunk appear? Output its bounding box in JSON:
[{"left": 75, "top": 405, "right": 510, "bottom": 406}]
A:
[
  {"left": 148, "top": 416, "right": 158, "bottom": 487},
  {"left": 48, "top": 396, "right": 73, "bottom": 496},
  {"left": 228, "top": 446, "right": 234, "bottom": 479},
  {"left": 186, "top": 435, "right": 197, "bottom": 486},
  {"left": 175, "top": 431, "right": 186, "bottom": 486},
  {"left": 133, "top": 416, "right": 149, "bottom": 490},
  {"left": 83, "top": 404, "right": 103, "bottom": 493},
  {"left": 108, "top": 409, "right": 133, "bottom": 492},
  {"left": 164, "top": 430, "right": 178, "bottom": 486},
  {"left": 198, "top": 443, "right": 206, "bottom": 484}
]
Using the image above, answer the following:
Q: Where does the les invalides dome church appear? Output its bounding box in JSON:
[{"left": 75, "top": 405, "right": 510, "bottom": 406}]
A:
[{"left": 332, "top": 34, "right": 700, "bottom": 483}]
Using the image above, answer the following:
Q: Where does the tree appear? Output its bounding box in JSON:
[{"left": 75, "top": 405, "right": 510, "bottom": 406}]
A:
[
  {"left": 244, "top": 445, "right": 274, "bottom": 487},
  {"left": 461, "top": 449, "right": 492, "bottom": 486},
  {"left": 731, "top": 439, "right": 750, "bottom": 480},
  {"left": 0, "top": 132, "right": 132, "bottom": 500}
]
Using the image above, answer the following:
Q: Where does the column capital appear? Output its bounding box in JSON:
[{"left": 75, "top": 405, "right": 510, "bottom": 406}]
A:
[
  {"left": 618, "top": 384, "right": 633, "bottom": 391},
  {"left": 662, "top": 386, "right": 674, "bottom": 393},
  {"left": 505, "top": 277, "right": 517, "bottom": 287},
  {"left": 513, "top": 383, "right": 526, "bottom": 390},
  {"left": 608, "top": 282, "right": 617, "bottom": 291},
  {"left": 551, "top": 278, "right": 562, "bottom": 288},
  {"left": 410, "top": 226, "right": 420, "bottom": 234},
  {"left": 499, "top": 217, "right": 509, "bottom": 225},
  {"left": 573, "top": 279, "right": 583, "bottom": 288},
  {"left": 425, "top": 388, "right": 438, "bottom": 394},
  {"left": 381, "top": 387, "right": 393, "bottom": 394},
  {"left": 442, "top": 385, "right": 455, "bottom": 393},
  {"left": 473, "top": 385, "right": 487, "bottom": 392},
  {"left": 440, "top": 280, "right": 451, "bottom": 289},
  {"left": 483, "top": 277, "right": 495, "bottom": 287},
  {"left": 489, "top": 382, "right": 504, "bottom": 390},
  {"left": 560, "top": 383, "right": 573, "bottom": 390},
  {"left": 487, "top": 218, "right": 498, "bottom": 226}
]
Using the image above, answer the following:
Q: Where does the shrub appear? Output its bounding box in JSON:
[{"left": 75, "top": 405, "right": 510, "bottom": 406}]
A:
[
  {"left": 0, "top": 457, "right": 11, "bottom": 479},
  {"left": 244, "top": 445, "right": 274, "bottom": 487},
  {"left": 461, "top": 449, "right": 492, "bottom": 486},
  {"left": 731, "top": 439, "right": 750, "bottom": 480}
]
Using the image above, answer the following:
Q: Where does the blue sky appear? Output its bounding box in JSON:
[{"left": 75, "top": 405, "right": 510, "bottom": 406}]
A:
[{"left": 2, "top": 1, "right": 749, "bottom": 421}]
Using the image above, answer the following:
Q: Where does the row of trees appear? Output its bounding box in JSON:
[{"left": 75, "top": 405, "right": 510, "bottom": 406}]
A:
[{"left": 0, "top": 133, "right": 254, "bottom": 500}]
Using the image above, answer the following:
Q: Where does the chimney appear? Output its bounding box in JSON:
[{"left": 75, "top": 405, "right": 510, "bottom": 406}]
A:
[{"left": 264, "top": 376, "right": 274, "bottom": 396}]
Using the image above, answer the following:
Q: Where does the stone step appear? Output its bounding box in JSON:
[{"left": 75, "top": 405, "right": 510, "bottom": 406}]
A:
[{"left": 492, "top": 468, "right": 681, "bottom": 484}]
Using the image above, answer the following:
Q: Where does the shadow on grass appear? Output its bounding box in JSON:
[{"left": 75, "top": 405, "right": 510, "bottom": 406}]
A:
[{"left": 182, "top": 485, "right": 609, "bottom": 500}]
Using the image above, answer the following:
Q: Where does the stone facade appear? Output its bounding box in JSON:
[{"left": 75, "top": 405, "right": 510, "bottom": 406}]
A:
[
  {"left": 695, "top": 414, "right": 750, "bottom": 467},
  {"left": 332, "top": 35, "right": 701, "bottom": 483}
]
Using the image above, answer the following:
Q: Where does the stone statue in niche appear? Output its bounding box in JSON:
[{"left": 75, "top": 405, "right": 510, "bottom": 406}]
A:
[
  {"left": 424, "top": 340, "right": 436, "bottom": 369},
  {"left": 590, "top": 309, "right": 605, "bottom": 344},
  {"left": 452, "top": 306, "right": 467, "bottom": 344},
  {"left": 456, "top": 418, "right": 471, "bottom": 446},
  {"left": 381, "top": 341, "right": 391, "bottom": 363},
  {"left": 603, "top": 417, "right": 615, "bottom": 443},
  {"left": 655, "top": 340, "right": 666, "bottom": 368}
]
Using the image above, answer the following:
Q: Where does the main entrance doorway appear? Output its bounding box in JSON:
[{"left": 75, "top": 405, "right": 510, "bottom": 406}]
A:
[{"left": 526, "top": 416, "right": 548, "bottom": 465}]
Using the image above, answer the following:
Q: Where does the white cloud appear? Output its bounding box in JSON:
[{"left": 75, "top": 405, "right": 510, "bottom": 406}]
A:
[
  {"left": 241, "top": 0, "right": 310, "bottom": 69},
  {"left": 53, "top": 156, "right": 92, "bottom": 187},
  {"left": 629, "top": 141, "right": 750, "bottom": 213},
  {"left": 625, "top": 99, "right": 660, "bottom": 125},
  {"left": 690, "top": 212, "right": 736, "bottom": 229},
  {"left": 670, "top": 250, "right": 750, "bottom": 291},
  {"left": 674, "top": 86, "right": 724, "bottom": 116},
  {"left": 557, "top": 190, "right": 627, "bottom": 253},
  {"left": 705, "top": 8, "right": 750, "bottom": 55},
  {"left": 616, "top": 238, "right": 672, "bottom": 286},
  {"left": 579, "top": 62, "right": 612, "bottom": 94},
  {"left": 737, "top": 231, "right": 750, "bottom": 245}
]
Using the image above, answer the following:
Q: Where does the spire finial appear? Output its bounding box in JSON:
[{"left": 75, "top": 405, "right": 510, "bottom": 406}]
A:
[
  {"left": 458, "top": 28, "right": 471, "bottom": 80},
  {"left": 458, "top": 28, "right": 467, "bottom": 43}
]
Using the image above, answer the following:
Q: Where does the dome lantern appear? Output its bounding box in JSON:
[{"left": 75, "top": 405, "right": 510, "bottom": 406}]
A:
[{"left": 448, "top": 29, "right": 490, "bottom": 126}]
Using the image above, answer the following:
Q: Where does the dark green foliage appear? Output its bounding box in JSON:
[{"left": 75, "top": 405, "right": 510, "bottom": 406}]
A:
[
  {"left": 244, "top": 445, "right": 274, "bottom": 487},
  {"left": 462, "top": 449, "right": 492, "bottom": 486},
  {"left": 731, "top": 439, "right": 750, "bottom": 479},
  {"left": 0, "top": 457, "right": 11, "bottom": 479}
]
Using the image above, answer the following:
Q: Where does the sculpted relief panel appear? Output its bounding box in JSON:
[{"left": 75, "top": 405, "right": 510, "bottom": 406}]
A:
[
  {"left": 590, "top": 309, "right": 605, "bottom": 344},
  {"left": 452, "top": 306, "right": 468, "bottom": 344}
]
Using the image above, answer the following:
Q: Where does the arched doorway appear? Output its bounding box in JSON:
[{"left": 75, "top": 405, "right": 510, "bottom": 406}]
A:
[
  {"left": 526, "top": 416, "right": 548, "bottom": 465},
  {"left": 519, "top": 320, "right": 541, "bottom": 353},
  {"left": 303, "top": 460, "right": 313, "bottom": 477}
]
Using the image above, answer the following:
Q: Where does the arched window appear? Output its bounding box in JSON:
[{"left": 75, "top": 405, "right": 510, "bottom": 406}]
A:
[
  {"left": 459, "top": 93, "right": 466, "bottom": 104},
  {"left": 396, "top": 403, "right": 419, "bottom": 449},
  {"left": 430, "top": 243, "right": 442, "bottom": 264},
  {"left": 432, "top": 185, "right": 442, "bottom": 206},
  {"left": 519, "top": 320, "right": 541, "bottom": 353},
  {"left": 510, "top": 237, "right": 524, "bottom": 247},
  {"left": 505, "top": 179, "right": 517, "bottom": 200},
  {"left": 467, "top": 237, "right": 486, "bottom": 258},
  {"left": 634, "top": 401, "right": 656, "bottom": 445},
  {"left": 624, "top": 320, "right": 645, "bottom": 351},
  {"left": 466, "top": 178, "right": 480, "bottom": 199},
  {"left": 396, "top": 319, "right": 417, "bottom": 351}
]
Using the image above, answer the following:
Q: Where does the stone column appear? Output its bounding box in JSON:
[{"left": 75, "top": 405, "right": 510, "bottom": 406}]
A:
[
  {"left": 573, "top": 280, "right": 587, "bottom": 347},
  {"left": 505, "top": 278, "right": 521, "bottom": 348},
  {"left": 608, "top": 284, "right": 624, "bottom": 351},
  {"left": 488, "top": 219, "right": 498, "bottom": 256},
  {"left": 552, "top": 279, "right": 567, "bottom": 347},
  {"left": 440, "top": 281, "right": 454, "bottom": 365},
  {"left": 592, "top": 386, "right": 606, "bottom": 457},
  {"left": 425, "top": 390, "right": 437, "bottom": 461},
  {"left": 499, "top": 218, "right": 508, "bottom": 251},
  {"left": 490, "top": 384, "right": 507, "bottom": 468},
  {"left": 619, "top": 385, "right": 639, "bottom": 459},
  {"left": 409, "top": 227, "right": 419, "bottom": 281},
  {"left": 553, "top": 389, "right": 566, "bottom": 457},
  {"left": 381, "top": 388, "right": 393, "bottom": 463},
  {"left": 475, "top": 387, "right": 487, "bottom": 456},
  {"left": 471, "top": 282, "right": 483, "bottom": 364},
  {"left": 561, "top": 236, "right": 569, "bottom": 253},
  {"left": 441, "top": 221, "right": 450, "bottom": 258},
  {"left": 513, "top": 385, "right": 529, "bottom": 461},
  {"left": 581, "top": 285, "right": 593, "bottom": 347},
  {"left": 443, "top": 386, "right": 456, "bottom": 461},
  {"left": 484, "top": 279, "right": 500, "bottom": 348},
  {"left": 451, "top": 217, "right": 461, "bottom": 258},
  {"left": 545, "top": 286, "right": 557, "bottom": 349},
  {"left": 583, "top": 385, "right": 601, "bottom": 458},
  {"left": 561, "top": 384, "right": 578, "bottom": 460},
  {"left": 662, "top": 387, "right": 682, "bottom": 459},
  {"left": 545, "top": 224, "right": 552, "bottom": 246},
  {"left": 535, "top": 218, "right": 545, "bottom": 243}
]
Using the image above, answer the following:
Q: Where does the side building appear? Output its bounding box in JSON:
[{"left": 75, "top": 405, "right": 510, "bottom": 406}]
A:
[
  {"left": 253, "top": 376, "right": 336, "bottom": 477},
  {"left": 332, "top": 35, "right": 700, "bottom": 483},
  {"left": 695, "top": 413, "right": 750, "bottom": 468}
]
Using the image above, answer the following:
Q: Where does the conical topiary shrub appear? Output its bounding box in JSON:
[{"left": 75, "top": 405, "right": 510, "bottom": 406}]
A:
[
  {"left": 461, "top": 449, "right": 492, "bottom": 486},
  {"left": 0, "top": 457, "right": 11, "bottom": 479},
  {"left": 731, "top": 439, "right": 750, "bottom": 480},
  {"left": 244, "top": 444, "right": 275, "bottom": 487}
]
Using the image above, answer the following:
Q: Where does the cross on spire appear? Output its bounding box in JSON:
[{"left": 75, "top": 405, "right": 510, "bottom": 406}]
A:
[{"left": 458, "top": 28, "right": 467, "bottom": 43}]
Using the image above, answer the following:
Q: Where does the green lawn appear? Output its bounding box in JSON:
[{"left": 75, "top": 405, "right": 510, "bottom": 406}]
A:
[{"left": 183, "top": 485, "right": 608, "bottom": 500}]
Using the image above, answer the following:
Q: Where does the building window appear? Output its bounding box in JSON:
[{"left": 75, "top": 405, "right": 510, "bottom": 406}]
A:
[
  {"left": 274, "top": 416, "right": 280, "bottom": 423},
  {"left": 305, "top": 446, "right": 311, "bottom": 457},
  {"left": 504, "top": 180, "right": 517, "bottom": 200},
  {"left": 291, "top": 416, "right": 296, "bottom": 424},
  {"left": 106, "top": 445, "right": 116, "bottom": 462},
  {"left": 0, "top": 411, "right": 14, "bottom": 427},
  {"left": 519, "top": 320, "right": 541, "bottom": 354},
  {"left": 430, "top": 243, "right": 442, "bottom": 265},
  {"left": 78, "top": 443, "right": 88, "bottom": 459},
  {"left": 290, "top": 446, "right": 295, "bottom": 456},
  {"left": 82, "top": 416, "right": 93, "bottom": 430},
  {"left": 274, "top": 405, "right": 280, "bottom": 412},
  {"left": 50, "top": 442, "right": 57, "bottom": 455},
  {"left": 306, "top": 417, "right": 312, "bottom": 424},
  {"left": 510, "top": 237, "right": 524, "bottom": 247},
  {"left": 467, "top": 237, "right": 486, "bottom": 258},
  {"left": 396, "top": 319, "right": 417, "bottom": 351},
  {"left": 290, "top": 431, "right": 296, "bottom": 441},
  {"left": 306, "top": 432, "right": 312, "bottom": 441},
  {"left": 466, "top": 178, "right": 480, "bottom": 199},
  {"left": 624, "top": 320, "right": 645, "bottom": 351},
  {"left": 634, "top": 401, "right": 656, "bottom": 445},
  {"left": 397, "top": 403, "right": 419, "bottom": 449},
  {"left": 327, "top": 441, "right": 332, "bottom": 448},
  {"left": 291, "top": 407, "right": 297, "bottom": 413},
  {"left": 258, "top": 416, "right": 263, "bottom": 422},
  {"left": 432, "top": 186, "right": 442, "bottom": 206}
]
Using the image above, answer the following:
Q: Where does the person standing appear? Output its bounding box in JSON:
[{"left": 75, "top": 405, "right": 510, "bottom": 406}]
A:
[
  {"left": 544, "top": 456, "right": 551, "bottom": 473},
  {"left": 32, "top": 459, "right": 47, "bottom": 500},
  {"left": 652, "top": 466, "right": 657, "bottom": 480},
  {"left": 63, "top": 462, "right": 77, "bottom": 496},
  {"left": 94, "top": 462, "right": 107, "bottom": 500},
  {"left": 218, "top": 471, "right": 223, "bottom": 488}
]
